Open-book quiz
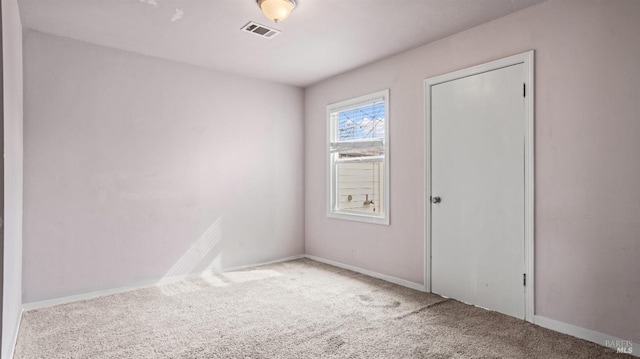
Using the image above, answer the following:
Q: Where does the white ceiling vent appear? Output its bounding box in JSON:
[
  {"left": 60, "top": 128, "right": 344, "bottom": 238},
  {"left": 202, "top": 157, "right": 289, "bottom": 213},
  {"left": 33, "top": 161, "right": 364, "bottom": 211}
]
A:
[{"left": 241, "top": 21, "right": 280, "bottom": 39}]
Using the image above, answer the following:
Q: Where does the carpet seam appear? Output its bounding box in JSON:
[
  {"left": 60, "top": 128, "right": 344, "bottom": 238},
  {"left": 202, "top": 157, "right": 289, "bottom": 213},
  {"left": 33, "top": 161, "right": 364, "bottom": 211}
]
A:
[{"left": 393, "top": 298, "right": 452, "bottom": 320}]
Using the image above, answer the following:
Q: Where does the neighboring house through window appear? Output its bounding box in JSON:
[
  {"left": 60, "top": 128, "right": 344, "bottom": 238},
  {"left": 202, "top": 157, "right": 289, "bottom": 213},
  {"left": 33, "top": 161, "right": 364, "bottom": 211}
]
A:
[{"left": 327, "top": 89, "right": 389, "bottom": 225}]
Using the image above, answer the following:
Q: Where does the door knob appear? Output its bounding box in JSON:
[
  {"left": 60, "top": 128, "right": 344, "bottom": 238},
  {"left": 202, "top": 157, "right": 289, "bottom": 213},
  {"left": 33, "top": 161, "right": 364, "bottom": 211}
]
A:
[{"left": 431, "top": 196, "right": 441, "bottom": 204}]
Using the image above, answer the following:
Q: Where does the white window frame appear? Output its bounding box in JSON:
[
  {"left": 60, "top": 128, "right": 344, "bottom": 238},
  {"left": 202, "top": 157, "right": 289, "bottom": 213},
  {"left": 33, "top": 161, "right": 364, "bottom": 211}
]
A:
[{"left": 326, "top": 89, "right": 390, "bottom": 225}]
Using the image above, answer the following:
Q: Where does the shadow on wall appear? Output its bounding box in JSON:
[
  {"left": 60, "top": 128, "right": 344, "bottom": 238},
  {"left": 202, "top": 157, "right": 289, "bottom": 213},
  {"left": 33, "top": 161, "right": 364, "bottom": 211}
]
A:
[{"left": 156, "top": 217, "right": 281, "bottom": 296}]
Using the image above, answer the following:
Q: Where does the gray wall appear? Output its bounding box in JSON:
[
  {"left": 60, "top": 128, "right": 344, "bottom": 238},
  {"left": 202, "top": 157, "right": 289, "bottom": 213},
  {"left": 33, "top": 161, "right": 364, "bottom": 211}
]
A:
[
  {"left": 305, "top": 0, "right": 640, "bottom": 343},
  {"left": 23, "top": 31, "right": 305, "bottom": 303},
  {"left": 1, "top": 0, "right": 23, "bottom": 358}
]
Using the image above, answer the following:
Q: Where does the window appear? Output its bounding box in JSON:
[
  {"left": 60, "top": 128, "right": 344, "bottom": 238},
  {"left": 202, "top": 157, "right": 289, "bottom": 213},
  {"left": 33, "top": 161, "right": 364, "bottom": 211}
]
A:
[{"left": 327, "top": 89, "right": 389, "bottom": 225}]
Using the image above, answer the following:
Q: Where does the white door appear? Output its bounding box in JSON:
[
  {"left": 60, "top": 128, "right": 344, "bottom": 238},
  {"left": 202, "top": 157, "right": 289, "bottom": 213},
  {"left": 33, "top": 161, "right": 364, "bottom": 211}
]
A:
[{"left": 430, "top": 63, "right": 526, "bottom": 319}]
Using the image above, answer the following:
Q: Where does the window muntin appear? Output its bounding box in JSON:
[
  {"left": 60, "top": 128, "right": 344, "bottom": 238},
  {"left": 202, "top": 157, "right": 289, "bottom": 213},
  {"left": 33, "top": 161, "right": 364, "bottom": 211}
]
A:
[{"left": 327, "top": 90, "right": 389, "bottom": 224}]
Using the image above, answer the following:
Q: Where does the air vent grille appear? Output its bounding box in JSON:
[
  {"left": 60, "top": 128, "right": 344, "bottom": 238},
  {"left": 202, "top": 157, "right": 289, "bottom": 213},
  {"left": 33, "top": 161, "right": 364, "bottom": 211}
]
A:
[{"left": 241, "top": 21, "right": 280, "bottom": 39}]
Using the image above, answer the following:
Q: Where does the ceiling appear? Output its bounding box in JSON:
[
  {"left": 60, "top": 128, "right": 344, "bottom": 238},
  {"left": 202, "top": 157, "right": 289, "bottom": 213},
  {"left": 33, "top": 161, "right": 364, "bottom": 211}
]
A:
[{"left": 18, "top": 0, "right": 545, "bottom": 87}]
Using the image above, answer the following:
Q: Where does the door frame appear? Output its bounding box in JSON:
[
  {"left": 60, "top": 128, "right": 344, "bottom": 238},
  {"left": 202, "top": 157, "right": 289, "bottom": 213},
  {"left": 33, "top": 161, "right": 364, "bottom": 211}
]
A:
[{"left": 424, "top": 51, "right": 535, "bottom": 322}]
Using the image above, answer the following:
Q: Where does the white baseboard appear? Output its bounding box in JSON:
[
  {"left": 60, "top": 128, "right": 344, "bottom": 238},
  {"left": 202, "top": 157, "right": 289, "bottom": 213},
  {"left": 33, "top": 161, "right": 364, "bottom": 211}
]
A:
[
  {"left": 223, "top": 254, "right": 305, "bottom": 272},
  {"left": 22, "top": 254, "right": 305, "bottom": 311},
  {"left": 8, "top": 309, "right": 23, "bottom": 359},
  {"left": 304, "top": 254, "right": 426, "bottom": 292},
  {"left": 535, "top": 315, "right": 639, "bottom": 357}
]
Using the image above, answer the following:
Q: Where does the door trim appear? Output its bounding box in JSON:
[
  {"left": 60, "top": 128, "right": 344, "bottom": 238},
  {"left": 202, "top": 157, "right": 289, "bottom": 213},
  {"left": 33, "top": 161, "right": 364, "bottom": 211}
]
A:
[{"left": 423, "top": 51, "right": 535, "bottom": 322}]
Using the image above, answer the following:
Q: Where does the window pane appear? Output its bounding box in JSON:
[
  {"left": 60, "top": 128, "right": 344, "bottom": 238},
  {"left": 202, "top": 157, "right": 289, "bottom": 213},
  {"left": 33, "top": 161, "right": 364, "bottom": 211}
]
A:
[
  {"left": 337, "top": 101, "right": 385, "bottom": 141},
  {"left": 336, "top": 161, "right": 384, "bottom": 216}
]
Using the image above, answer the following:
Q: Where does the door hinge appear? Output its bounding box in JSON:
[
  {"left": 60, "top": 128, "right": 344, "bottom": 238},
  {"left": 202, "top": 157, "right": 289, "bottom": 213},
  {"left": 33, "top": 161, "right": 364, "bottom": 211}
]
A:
[
  {"left": 523, "top": 83, "right": 526, "bottom": 97},
  {"left": 523, "top": 273, "right": 526, "bottom": 286}
]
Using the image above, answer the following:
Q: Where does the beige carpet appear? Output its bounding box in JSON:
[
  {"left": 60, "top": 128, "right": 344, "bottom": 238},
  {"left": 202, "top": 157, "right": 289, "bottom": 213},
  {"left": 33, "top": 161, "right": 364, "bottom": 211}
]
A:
[{"left": 15, "top": 259, "right": 630, "bottom": 358}]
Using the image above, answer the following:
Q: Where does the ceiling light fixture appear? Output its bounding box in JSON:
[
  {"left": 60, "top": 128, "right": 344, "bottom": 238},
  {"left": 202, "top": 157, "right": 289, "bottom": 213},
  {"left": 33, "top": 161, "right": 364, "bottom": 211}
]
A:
[{"left": 256, "top": 0, "right": 297, "bottom": 23}]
